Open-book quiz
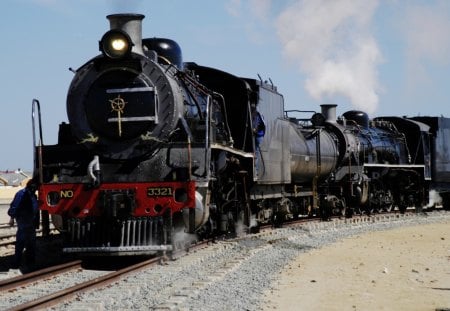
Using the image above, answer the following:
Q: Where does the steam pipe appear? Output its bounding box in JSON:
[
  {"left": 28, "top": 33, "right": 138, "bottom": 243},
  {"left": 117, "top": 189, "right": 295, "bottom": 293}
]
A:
[
  {"left": 321, "top": 104, "right": 337, "bottom": 123},
  {"left": 88, "top": 155, "right": 101, "bottom": 186}
]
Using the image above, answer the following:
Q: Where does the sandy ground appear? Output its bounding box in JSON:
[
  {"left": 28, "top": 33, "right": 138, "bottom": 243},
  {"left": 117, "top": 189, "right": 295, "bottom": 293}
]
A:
[
  {"left": 0, "top": 187, "right": 21, "bottom": 205},
  {"left": 0, "top": 188, "right": 19, "bottom": 222},
  {"left": 263, "top": 219, "right": 450, "bottom": 311}
]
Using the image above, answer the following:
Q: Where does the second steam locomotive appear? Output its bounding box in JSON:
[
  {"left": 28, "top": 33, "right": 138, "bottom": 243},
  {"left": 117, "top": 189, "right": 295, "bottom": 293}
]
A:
[{"left": 33, "top": 14, "right": 450, "bottom": 256}]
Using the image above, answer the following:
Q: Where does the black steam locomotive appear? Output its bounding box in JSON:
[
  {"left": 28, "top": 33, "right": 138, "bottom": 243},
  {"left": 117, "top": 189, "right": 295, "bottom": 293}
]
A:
[{"left": 33, "top": 14, "right": 450, "bottom": 256}]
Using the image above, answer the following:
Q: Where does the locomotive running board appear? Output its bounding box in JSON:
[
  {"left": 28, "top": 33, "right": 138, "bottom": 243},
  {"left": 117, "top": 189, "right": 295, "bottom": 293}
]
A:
[
  {"left": 211, "top": 143, "right": 254, "bottom": 158},
  {"left": 363, "top": 164, "right": 425, "bottom": 168},
  {"left": 63, "top": 245, "right": 173, "bottom": 254}
]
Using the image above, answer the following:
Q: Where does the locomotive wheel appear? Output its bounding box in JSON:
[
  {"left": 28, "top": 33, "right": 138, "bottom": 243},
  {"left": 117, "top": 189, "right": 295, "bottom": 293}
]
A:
[
  {"left": 338, "top": 199, "right": 347, "bottom": 218},
  {"left": 399, "top": 205, "right": 407, "bottom": 214},
  {"left": 415, "top": 204, "right": 423, "bottom": 213},
  {"left": 425, "top": 204, "right": 435, "bottom": 211},
  {"left": 383, "top": 191, "right": 394, "bottom": 212},
  {"left": 227, "top": 212, "right": 236, "bottom": 237},
  {"left": 441, "top": 193, "right": 450, "bottom": 210},
  {"left": 383, "top": 203, "right": 393, "bottom": 212},
  {"left": 320, "top": 205, "right": 331, "bottom": 221},
  {"left": 345, "top": 207, "right": 354, "bottom": 218},
  {"left": 272, "top": 212, "right": 284, "bottom": 228}
]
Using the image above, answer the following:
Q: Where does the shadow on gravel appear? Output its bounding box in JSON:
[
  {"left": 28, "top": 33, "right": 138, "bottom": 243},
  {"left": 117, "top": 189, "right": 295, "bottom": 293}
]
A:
[
  {"left": 0, "top": 234, "right": 73, "bottom": 274},
  {"left": 1, "top": 233, "right": 156, "bottom": 274}
]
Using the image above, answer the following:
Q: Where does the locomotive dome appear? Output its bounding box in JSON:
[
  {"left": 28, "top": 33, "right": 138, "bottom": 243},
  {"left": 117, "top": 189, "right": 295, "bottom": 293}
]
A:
[
  {"left": 143, "top": 38, "right": 183, "bottom": 69},
  {"left": 342, "top": 110, "right": 370, "bottom": 128}
]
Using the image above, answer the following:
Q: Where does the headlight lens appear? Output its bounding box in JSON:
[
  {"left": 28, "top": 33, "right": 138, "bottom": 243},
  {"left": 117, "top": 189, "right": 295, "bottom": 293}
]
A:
[
  {"left": 100, "top": 30, "right": 132, "bottom": 59},
  {"left": 111, "top": 38, "right": 127, "bottom": 51}
]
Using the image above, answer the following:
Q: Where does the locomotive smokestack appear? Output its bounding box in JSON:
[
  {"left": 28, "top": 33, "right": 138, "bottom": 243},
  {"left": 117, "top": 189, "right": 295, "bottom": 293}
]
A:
[
  {"left": 107, "top": 13, "right": 145, "bottom": 55},
  {"left": 321, "top": 104, "right": 337, "bottom": 123}
]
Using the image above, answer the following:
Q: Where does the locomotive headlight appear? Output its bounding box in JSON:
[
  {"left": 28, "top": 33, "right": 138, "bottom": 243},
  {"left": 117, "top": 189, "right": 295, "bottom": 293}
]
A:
[
  {"left": 112, "top": 38, "right": 126, "bottom": 51},
  {"left": 99, "top": 30, "right": 133, "bottom": 59}
]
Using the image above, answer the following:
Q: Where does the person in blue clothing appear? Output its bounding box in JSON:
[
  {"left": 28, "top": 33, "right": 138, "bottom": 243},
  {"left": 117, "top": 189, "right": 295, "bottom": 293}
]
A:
[
  {"left": 251, "top": 103, "right": 265, "bottom": 175},
  {"left": 8, "top": 179, "right": 39, "bottom": 268},
  {"left": 251, "top": 103, "right": 265, "bottom": 149}
]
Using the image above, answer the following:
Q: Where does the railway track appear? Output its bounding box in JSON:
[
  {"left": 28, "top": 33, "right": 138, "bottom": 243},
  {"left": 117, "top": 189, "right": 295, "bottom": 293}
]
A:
[
  {"left": 0, "top": 257, "right": 162, "bottom": 310},
  {"left": 0, "top": 260, "right": 83, "bottom": 292},
  {"left": 0, "top": 226, "right": 59, "bottom": 257},
  {"left": 0, "top": 240, "right": 210, "bottom": 310},
  {"left": 0, "top": 235, "right": 15, "bottom": 249},
  {"left": 0, "top": 223, "right": 17, "bottom": 247}
]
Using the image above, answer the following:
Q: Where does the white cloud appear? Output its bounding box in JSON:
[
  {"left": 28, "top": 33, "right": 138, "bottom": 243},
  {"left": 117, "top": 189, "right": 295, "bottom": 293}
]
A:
[
  {"left": 226, "top": 0, "right": 271, "bottom": 21},
  {"left": 225, "top": 0, "right": 242, "bottom": 17},
  {"left": 249, "top": 0, "right": 271, "bottom": 21},
  {"left": 225, "top": 0, "right": 274, "bottom": 44},
  {"left": 402, "top": 1, "right": 450, "bottom": 66}
]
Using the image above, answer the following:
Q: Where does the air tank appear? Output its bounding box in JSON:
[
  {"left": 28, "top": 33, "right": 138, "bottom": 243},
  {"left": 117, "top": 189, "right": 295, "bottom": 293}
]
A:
[{"left": 289, "top": 126, "right": 339, "bottom": 183}]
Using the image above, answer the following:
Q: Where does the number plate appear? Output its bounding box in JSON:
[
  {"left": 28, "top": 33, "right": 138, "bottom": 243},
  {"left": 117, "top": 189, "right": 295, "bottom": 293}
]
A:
[{"left": 147, "top": 187, "right": 173, "bottom": 197}]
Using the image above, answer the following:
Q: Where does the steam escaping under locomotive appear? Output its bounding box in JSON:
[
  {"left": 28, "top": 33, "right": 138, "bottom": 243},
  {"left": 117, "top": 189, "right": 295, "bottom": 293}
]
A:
[{"left": 33, "top": 13, "right": 450, "bottom": 256}]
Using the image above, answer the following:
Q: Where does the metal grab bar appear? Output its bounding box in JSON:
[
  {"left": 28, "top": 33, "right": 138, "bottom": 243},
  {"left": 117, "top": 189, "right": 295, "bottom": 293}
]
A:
[
  {"left": 32, "top": 98, "right": 44, "bottom": 183},
  {"left": 32, "top": 99, "right": 50, "bottom": 236}
]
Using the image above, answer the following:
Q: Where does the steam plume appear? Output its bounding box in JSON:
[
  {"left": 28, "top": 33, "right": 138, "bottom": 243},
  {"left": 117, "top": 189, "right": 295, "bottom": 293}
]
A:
[{"left": 276, "top": 0, "right": 382, "bottom": 113}]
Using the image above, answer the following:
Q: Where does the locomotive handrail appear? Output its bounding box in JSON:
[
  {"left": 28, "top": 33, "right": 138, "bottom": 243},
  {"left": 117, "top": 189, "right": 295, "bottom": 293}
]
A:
[
  {"left": 32, "top": 99, "right": 44, "bottom": 183},
  {"left": 204, "top": 94, "right": 211, "bottom": 178},
  {"left": 32, "top": 98, "right": 50, "bottom": 236},
  {"left": 285, "top": 110, "right": 319, "bottom": 126},
  {"left": 284, "top": 109, "right": 317, "bottom": 118},
  {"left": 212, "top": 92, "right": 233, "bottom": 146}
]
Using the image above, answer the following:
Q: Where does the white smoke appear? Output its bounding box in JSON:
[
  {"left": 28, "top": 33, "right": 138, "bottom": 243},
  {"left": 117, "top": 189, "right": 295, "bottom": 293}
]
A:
[
  {"left": 235, "top": 214, "right": 258, "bottom": 237},
  {"left": 172, "top": 228, "right": 198, "bottom": 250},
  {"left": 275, "top": 0, "right": 382, "bottom": 113},
  {"left": 427, "top": 190, "right": 442, "bottom": 208}
]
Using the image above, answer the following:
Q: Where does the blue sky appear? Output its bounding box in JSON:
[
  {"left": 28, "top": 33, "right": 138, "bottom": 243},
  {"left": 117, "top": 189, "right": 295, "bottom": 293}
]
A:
[{"left": 1, "top": 0, "right": 450, "bottom": 170}]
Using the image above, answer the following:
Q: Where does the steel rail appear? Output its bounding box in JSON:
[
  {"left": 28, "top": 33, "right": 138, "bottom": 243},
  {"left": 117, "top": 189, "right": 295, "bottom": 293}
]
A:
[
  {"left": 8, "top": 257, "right": 161, "bottom": 311},
  {"left": 0, "top": 260, "right": 82, "bottom": 292},
  {"left": 5, "top": 238, "right": 212, "bottom": 310}
]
